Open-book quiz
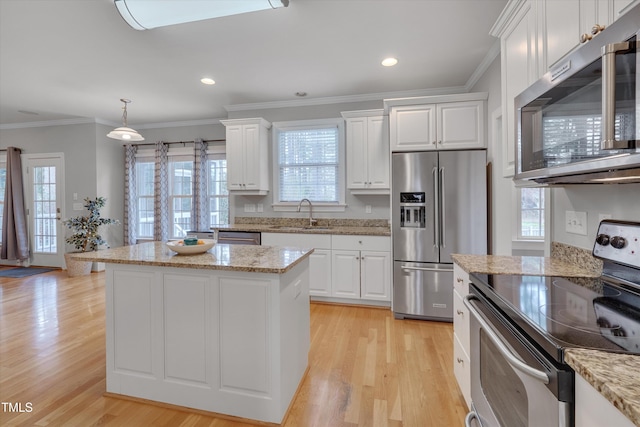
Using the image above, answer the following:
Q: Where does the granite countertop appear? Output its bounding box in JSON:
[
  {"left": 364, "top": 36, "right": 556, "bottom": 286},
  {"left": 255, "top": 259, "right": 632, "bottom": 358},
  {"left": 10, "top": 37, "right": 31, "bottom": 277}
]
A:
[
  {"left": 70, "top": 242, "right": 313, "bottom": 274},
  {"left": 565, "top": 348, "right": 640, "bottom": 426},
  {"left": 212, "top": 217, "right": 391, "bottom": 236},
  {"left": 452, "top": 250, "right": 639, "bottom": 425},
  {"left": 450, "top": 254, "right": 602, "bottom": 277}
]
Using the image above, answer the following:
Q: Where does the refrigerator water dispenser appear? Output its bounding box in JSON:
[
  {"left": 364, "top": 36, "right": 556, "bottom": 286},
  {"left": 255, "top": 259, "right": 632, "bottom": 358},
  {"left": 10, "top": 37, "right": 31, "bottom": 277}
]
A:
[{"left": 399, "top": 192, "right": 426, "bottom": 229}]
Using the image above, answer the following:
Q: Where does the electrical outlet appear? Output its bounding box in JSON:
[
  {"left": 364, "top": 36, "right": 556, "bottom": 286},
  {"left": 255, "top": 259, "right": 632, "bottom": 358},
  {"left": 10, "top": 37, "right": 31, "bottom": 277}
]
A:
[
  {"left": 566, "top": 211, "right": 587, "bottom": 235},
  {"left": 257, "top": 203, "right": 264, "bottom": 213},
  {"left": 566, "top": 292, "right": 588, "bottom": 323},
  {"left": 365, "top": 205, "right": 372, "bottom": 214}
]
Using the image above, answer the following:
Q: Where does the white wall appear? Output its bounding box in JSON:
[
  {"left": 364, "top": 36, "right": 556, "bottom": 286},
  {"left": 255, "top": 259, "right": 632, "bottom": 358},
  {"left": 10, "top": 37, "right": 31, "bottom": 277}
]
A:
[
  {"left": 552, "top": 184, "right": 640, "bottom": 250},
  {"left": 0, "top": 123, "right": 100, "bottom": 240}
]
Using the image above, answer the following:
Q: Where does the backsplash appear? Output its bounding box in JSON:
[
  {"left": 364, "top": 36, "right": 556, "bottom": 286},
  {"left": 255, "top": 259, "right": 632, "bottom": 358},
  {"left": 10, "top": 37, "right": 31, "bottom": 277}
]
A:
[
  {"left": 234, "top": 217, "right": 389, "bottom": 228},
  {"left": 551, "top": 241, "right": 602, "bottom": 275}
]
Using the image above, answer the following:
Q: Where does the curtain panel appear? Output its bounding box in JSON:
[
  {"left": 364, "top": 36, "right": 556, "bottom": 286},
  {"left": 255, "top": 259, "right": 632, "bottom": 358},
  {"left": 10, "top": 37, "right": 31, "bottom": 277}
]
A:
[
  {"left": 153, "top": 142, "right": 170, "bottom": 241},
  {"left": 123, "top": 144, "right": 138, "bottom": 245},
  {"left": 191, "top": 139, "right": 209, "bottom": 232},
  {"left": 1, "top": 147, "right": 29, "bottom": 260}
]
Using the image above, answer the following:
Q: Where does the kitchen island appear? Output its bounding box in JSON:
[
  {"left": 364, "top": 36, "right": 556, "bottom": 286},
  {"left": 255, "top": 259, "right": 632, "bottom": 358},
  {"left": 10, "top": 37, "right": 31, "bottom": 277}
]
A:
[{"left": 72, "top": 242, "right": 313, "bottom": 424}]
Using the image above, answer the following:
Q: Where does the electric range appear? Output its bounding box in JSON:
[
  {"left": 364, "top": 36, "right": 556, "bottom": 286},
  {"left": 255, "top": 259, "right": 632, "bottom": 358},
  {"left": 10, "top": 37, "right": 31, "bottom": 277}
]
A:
[{"left": 470, "top": 219, "right": 640, "bottom": 364}]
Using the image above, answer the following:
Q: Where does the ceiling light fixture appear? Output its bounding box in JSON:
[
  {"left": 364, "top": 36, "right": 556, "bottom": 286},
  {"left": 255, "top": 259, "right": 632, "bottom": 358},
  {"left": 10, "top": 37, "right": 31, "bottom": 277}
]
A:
[
  {"left": 381, "top": 57, "right": 398, "bottom": 67},
  {"left": 201, "top": 78, "right": 216, "bottom": 85},
  {"left": 107, "top": 99, "right": 144, "bottom": 142},
  {"left": 114, "top": 0, "right": 290, "bottom": 31}
]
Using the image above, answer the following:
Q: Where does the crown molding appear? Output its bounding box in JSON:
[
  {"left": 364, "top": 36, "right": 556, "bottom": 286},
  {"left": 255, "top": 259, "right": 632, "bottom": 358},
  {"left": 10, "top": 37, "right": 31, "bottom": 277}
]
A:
[
  {"left": 0, "top": 117, "right": 98, "bottom": 130},
  {"left": 465, "top": 39, "right": 501, "bottom": 91},
  {"left": 224, "top": 86, "right": 468, "bottom": 112},
  {"left": 490, "top": 0, "right": 527, "bottom": 38},
  {"left": 135, "top": 118, "right": 223, "bottom": 129}
]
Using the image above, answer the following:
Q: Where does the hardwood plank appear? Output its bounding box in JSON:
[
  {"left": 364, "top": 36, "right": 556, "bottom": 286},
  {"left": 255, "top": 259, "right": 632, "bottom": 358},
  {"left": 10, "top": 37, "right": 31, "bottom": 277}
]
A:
[{"left": 0, "top": 270, "right": 467, "bottom": 426}]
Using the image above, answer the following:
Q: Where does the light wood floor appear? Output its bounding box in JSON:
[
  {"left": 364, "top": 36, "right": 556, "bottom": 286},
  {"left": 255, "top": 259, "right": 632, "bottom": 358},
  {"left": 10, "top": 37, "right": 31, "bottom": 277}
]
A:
[{"left": 0, "top": 269, "right": 468, "bottom": 426}]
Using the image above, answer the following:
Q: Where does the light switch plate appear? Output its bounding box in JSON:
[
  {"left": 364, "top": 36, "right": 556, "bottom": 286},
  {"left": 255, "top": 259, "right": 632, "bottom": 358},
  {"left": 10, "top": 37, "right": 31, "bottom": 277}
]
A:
[
  {"left": 244, "top": 203, "right": 256, "bottom": 213},
  {"left": 566, "top": 210, "right": 587, "bottom": 235}
]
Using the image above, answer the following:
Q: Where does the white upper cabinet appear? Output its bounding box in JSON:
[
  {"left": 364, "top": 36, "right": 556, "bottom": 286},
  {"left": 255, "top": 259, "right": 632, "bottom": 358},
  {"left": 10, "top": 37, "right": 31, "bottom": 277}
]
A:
[
  {"left": 437, "top": 101, "right": 485, "bottom": 150},
  {"left": 494, "top": 0, "right": 538, "bottom": 177},
  {"left": 342, "top": 110, "right": 390, "bottom": 194},
  {"left": 544, "top": 0, "right": 639, "bottom": 69},
  {"left": 220, "top": 118, "right": 271, "bottom": 195},
  {"left": 386, "top": 94, "right": 486, "bottom": 152}
]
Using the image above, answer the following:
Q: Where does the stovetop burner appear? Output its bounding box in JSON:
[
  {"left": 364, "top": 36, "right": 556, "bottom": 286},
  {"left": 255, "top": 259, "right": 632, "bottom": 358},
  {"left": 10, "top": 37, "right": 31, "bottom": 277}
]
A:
[{"left": 470, "top": 220, "right": 640, "bottom": 363}]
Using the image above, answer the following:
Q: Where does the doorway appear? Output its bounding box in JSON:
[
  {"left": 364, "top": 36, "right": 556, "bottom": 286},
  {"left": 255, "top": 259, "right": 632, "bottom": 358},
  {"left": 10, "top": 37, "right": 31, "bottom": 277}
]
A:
[{"left": 23, "top": 154, "right": 65, "bottom": 268}]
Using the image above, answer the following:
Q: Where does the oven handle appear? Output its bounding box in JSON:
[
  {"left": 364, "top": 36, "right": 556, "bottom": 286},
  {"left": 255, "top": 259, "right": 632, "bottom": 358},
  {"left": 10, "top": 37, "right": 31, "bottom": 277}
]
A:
[
  {"left": 464, "top": 411, "right": 479, "bottom": 427},
  {"left": 401, "top": 265, "right": 451, "bottom": 273},
  {"left": 464, "top": 294, "right": 550, "bottom": 384}
]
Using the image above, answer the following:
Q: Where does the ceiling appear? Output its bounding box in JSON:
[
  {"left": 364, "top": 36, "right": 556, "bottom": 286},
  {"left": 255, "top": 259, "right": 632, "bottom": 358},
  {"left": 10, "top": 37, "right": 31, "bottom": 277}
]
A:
[{"left": 0, "top": 0, "right": 508, "bottom": 128}]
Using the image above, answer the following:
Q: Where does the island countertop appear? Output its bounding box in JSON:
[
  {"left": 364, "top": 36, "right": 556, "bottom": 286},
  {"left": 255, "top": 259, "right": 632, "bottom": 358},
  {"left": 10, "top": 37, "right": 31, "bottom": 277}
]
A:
[{"left": 70, "top": 241, "right": 313, "bottom": 274}]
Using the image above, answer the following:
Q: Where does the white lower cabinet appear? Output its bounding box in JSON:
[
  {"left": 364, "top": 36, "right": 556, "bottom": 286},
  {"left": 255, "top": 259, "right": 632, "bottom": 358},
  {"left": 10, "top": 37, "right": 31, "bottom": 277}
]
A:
[
  {"left": 453, "top": 262, "right": 472, "bottom": 408},
  {"left": 262, "top": 232, "right": 391, "bottom": 303},
  {"left": 575, "top": 374, "right": 634, "bottom": 427},
  {"left": 331, "top": 235, "right": 391, "bottom": 302},
  {"left": 261, "top": 232, "right": 331, "bottom": 297}
]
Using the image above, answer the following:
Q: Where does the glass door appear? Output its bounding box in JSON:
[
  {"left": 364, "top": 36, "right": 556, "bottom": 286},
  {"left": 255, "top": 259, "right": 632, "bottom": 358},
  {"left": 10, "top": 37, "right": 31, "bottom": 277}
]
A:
[{"left": 24, "top": 155, "right": 65, "bottom": 268}]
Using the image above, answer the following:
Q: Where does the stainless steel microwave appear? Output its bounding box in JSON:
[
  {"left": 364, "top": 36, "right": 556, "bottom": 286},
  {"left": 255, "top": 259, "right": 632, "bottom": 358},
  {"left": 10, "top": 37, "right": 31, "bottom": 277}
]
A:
[{"left": 515, "top": 5, "right": 640, "bottom": 185}]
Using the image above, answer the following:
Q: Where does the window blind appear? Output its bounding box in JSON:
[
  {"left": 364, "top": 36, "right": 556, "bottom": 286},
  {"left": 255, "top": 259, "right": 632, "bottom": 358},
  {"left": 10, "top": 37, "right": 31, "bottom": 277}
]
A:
[{"left": 278, "top": 127, "right": 339, "bottom": 203}]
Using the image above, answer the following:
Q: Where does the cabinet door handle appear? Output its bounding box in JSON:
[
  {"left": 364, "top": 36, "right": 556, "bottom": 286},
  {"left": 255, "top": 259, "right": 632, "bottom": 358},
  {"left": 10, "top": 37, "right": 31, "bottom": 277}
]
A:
[
  {"left": 457, "top": 309, "right": 464, "bottom": 316},
  {"left": 456, "top": 357, "right": 464, "bottom": 364},
  {"left": 456, "top": 277, "right": 464, "bottom": 283}
]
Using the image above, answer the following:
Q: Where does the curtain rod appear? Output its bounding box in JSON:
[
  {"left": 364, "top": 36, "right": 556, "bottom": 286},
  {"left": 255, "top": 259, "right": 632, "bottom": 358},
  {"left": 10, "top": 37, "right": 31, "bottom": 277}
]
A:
[{"left": 131, "top": 138, "right": 225, "bottom": 147}]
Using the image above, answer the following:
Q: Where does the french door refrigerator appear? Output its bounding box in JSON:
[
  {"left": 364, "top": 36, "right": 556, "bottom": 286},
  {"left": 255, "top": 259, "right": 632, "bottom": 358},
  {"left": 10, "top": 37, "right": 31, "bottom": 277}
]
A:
[{"left": 392, "top": 150, "right": 487, "bottom": 321}]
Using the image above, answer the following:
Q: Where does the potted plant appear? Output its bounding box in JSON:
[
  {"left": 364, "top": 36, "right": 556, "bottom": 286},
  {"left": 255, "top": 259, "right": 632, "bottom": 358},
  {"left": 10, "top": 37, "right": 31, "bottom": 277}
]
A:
[{"left": 62, "top": 196, "right": 120, "bottom": 277}]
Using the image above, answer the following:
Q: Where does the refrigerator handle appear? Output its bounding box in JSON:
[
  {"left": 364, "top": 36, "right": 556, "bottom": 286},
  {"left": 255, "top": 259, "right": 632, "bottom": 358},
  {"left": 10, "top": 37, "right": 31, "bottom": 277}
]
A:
[
  {"left": 439, "top": 166, "right": 445, "bottom": 248},
  {"left": 432, "top": 166, "right": 439, "bottom": 248}
]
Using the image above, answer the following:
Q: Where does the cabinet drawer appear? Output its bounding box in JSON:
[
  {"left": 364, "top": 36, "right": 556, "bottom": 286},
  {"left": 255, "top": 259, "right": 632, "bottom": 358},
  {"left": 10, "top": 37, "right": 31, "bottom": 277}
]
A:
[
  {"left": 453, "top": 333, "right": 471, "bottom": 409},
  {"left": 453, "top": 289, "right": 470, "bottom": 355},
  {"left": 331, "top": 235, "right": 390, "bottom": 251},
  {"left": 262, "top": 232, "right": 331, "bottom": 249},
  {"left": 453, "top": 263, "right": 470, "bottom": 296}
]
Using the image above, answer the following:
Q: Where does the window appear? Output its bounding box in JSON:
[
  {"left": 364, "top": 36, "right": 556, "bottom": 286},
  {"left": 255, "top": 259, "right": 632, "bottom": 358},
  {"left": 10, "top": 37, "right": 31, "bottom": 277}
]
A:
[
  {"left": 208, "top": 155, "right": 229, "bottom": 225},
  {"left": 132, "top": 146, "right": 228, "bottom": 242},
  {"left": 136, "top": 160, "right": 155, "bottom": 239},
  {"left": 518, "top": 187, "right": 545, "bottom": 239},
  {"left": 169, "top": 158, "right": 193, "bottom": 238},
  {"left": 273, "top": 119, "right": 345, "bottom": 209}
]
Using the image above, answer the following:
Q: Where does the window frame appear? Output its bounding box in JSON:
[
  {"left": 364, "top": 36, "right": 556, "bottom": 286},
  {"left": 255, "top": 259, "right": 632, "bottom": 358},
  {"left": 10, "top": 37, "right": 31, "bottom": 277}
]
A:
[
  {"left": 271, "top": 118, "right": 346, "bottom": 212},
  {"left": 512, "top": 182, "right": 550, "bottom": 254}
]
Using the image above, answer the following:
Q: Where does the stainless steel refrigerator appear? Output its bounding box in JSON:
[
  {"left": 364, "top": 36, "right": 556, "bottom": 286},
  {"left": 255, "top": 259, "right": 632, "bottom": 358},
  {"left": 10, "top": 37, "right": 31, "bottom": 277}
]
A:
[{"left": 392, "top": 150, "right": 487, "bottom": 321}]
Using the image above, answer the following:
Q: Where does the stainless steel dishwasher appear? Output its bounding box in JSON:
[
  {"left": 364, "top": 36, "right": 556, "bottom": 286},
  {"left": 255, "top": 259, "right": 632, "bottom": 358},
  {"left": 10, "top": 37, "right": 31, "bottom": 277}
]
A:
[
  {"left": 188, "top": 230, "right": 261, "bottom": 245},
  {"left": 216, "top": 230, "right": 261, "bottom": 245}
]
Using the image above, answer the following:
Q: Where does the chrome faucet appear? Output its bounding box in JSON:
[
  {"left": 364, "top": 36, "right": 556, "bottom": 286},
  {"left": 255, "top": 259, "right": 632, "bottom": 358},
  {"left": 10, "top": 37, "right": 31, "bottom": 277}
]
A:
[{"left": 297, "top": 198, "right": 317, "bottom": 227}]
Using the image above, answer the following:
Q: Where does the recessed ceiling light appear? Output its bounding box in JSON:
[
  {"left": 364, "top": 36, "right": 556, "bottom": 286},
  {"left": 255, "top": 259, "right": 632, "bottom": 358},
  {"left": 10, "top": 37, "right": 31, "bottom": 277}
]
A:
[
  {"left": 201, "top": 78, "right": 216, "bottom": 85},
  {"left": 381, "top": 57, "right": 398, "bottom": 67}
]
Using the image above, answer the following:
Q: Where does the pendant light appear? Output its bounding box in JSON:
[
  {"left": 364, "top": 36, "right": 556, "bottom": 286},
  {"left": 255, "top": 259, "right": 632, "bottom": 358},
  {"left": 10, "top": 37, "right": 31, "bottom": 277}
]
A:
[{"left": 107, "top": 99, "right": 144, "bottom": 142}]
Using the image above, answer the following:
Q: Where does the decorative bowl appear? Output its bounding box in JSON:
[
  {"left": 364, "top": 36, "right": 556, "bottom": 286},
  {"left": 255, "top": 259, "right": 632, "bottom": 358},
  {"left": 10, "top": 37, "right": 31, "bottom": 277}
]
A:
[{"left": 166, "top": 239, "right": 216, "bottom": 255}]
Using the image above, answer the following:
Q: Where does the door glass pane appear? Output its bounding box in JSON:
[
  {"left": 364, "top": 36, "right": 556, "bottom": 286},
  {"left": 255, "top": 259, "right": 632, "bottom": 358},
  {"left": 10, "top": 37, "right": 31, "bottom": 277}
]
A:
[{"left": 33, "top": 166, "right": 57, "bottom": 253}]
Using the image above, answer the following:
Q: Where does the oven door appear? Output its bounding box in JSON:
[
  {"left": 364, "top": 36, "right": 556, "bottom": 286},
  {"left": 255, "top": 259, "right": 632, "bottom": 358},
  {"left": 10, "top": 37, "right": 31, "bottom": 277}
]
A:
[{"left": 464, "top": 292, "right": 572, "bottom": 427}]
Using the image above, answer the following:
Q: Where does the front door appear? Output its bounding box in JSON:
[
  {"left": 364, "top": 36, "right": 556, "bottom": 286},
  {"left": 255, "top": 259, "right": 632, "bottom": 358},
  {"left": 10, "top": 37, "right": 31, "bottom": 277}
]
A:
[{"left": 24, "top": 154, "right": 65, "bottom": 268}]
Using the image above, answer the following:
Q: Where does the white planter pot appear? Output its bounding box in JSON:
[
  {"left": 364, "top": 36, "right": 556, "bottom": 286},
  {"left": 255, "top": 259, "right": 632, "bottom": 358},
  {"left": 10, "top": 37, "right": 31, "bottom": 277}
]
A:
[{"left": 64, "top": 253, "right": 92, "bottom": 277}]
